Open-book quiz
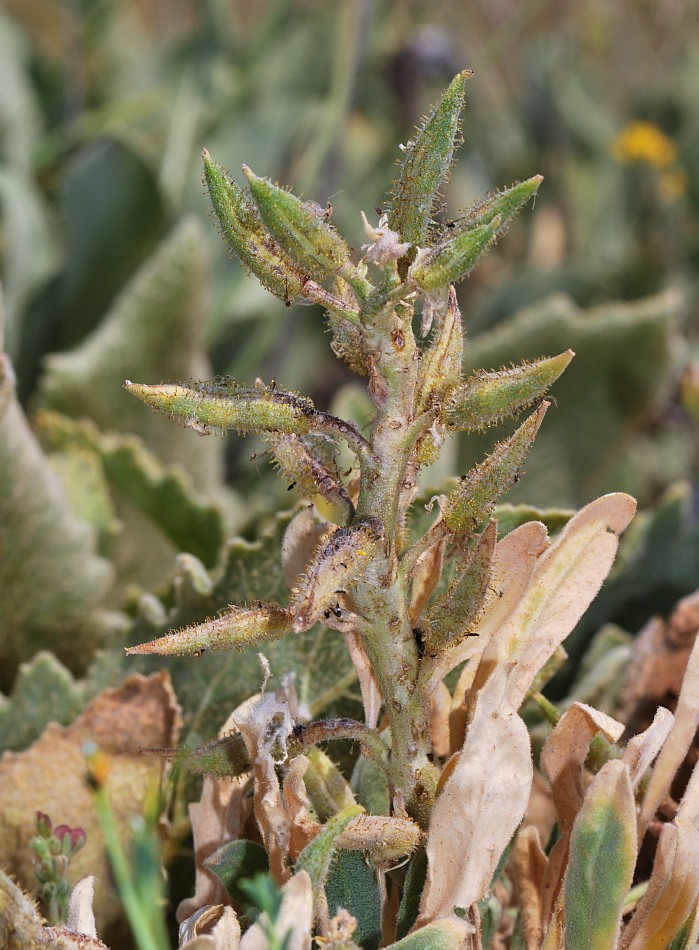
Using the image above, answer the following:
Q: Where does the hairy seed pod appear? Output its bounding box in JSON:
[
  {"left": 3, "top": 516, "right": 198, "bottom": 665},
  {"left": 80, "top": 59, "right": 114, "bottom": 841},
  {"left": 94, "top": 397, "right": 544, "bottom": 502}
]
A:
[
  {"left": 387, "top": 69, "right": 472, "bottom": 249},
  {"left": 408, "top": 177, "right": 543, "bottom": 293},
  {"left": 443, "top": 350, "right": 574, "bottom": 432},
  {"left": 422, "top": 521, "right": 496, "bottom": 652},
  {"left": 123, "top": 378, "right": 315, "bottom": 437},
  {"left": 244, "top": 167, "right": 370, "bottom": 302},
  {"left": 292, "top": 520, "right": 383, "bottom": 631},
  {"left": 270, "top": 433, "right": 354, "bottom": 524},
  {"left": 124, "top": 602, "right": 293, "bottom": 656},
  {"left": 443, "top": 402, "right": 548, "bottom": 536}
]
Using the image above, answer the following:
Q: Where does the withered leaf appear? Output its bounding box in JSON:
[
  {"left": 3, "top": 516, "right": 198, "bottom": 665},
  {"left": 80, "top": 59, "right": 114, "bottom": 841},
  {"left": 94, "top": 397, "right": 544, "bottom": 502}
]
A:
[
  {"left": 620, "top": 818, "right": 699, "bottom": 950},
  {"left": 417, "top": 668, "right": 532, "bottom": 925}
]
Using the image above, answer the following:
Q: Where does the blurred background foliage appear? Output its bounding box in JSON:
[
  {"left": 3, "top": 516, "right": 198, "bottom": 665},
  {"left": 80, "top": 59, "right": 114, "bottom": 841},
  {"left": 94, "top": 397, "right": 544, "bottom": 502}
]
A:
[
  {"left": 1, "top": 0, "right": 698, "bottom": 681},
  {"left": 2, "top": 0, "right": 699, "bottom": 938}
]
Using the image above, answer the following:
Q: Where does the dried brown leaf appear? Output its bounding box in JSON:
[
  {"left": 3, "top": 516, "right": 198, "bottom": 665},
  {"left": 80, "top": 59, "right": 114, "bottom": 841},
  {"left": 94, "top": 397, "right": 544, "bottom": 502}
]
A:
[
  {"left": 178, "top": 904, "right": 241, "bottom": 950},
  {"left": 640, "top": 629, "right": 699, "bottom": 833},
  {"left": 512, "top": 827, "right": 548, "bottom": 950},
  {"left": 343, "top": 628, "right": 381, "bottom": 729},
  {"left": 429, "top": 682, "right": 452, "bottom": 759},
  {"left": 428, "top": 519, "right": 549, "bottom": 709},
  {"left": 538, "top": 703, "right": 625, "bottom": 925},
  {"left": 177, "top": 706, "right": 254, "bottom": 923},
  {"left": 233, "top": 693, "right": 293, "bottom": 883},
  {"left": 622, "top": 707, "right": 674, "bottom": 790},
  {"left": 417, "top": 668, "right": 532, "bottom": 925},
  {"left": 620, "top": 818, "right": 699, "bottom": 950},
  {"left": 239, "top": 871, "right": 313, "bottom": 950},
  {"left": 619, "top": 590, "right": 699, "bottom": 733},
  {"left": 283, "top": 756, "right": 321, "bottom": 862},
  {"left": 408, "top": 536, "right": 446, "bottom": 626},
  {"left": 281, "top": 506, "right": 333, "bottom": 591},
  {"left": 477, "top": 493, "right": 636, "bottom": 711}
]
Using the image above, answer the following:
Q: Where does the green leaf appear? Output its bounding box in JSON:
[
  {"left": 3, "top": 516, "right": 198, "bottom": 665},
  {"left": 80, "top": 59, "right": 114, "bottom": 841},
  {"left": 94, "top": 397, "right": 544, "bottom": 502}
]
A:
[
  {"left": 0, "top": 652, "right": 85, "bottom": 753},
  {"left": 387, "top": 70, "right": 471, "bottom": 249},
  {"left": 396, "top": 848, "right": 428, "bottom": 940},
  {"left": 383, "top": 920, "right": 474, "bottom": 949},
  {"left": 36, "top": 411, "right": 228, "bottom": 567},
  {"left": 205, "top": 839, "right": 270, "bottom": 908},
  {"left": 408, "top": 177, "right": 542, "bottom": 292},
  {"left": 0, "top": 353, "right": 114, "bottom": 687},
  {"left": 38, "top": 218, "right": 223, "bottom": 494},
  {"left": 563, "top": 760, "right": 636, "bottom": 950},
  {"left": 326, "top": 851, "right": 382, "bottom": 950},
  {"left": 296, "top": 804, "right": 364, "bottom": 906}
]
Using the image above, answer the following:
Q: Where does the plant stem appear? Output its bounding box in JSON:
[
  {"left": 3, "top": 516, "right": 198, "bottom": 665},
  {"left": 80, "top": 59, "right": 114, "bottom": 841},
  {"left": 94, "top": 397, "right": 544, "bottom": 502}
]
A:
[{"left": 351, "top": 307, "right": 438, "bottom": 824}]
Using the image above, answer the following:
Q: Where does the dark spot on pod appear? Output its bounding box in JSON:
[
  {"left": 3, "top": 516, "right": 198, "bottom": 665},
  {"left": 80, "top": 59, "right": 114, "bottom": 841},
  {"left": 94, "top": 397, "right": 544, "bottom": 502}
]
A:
[
  {"left": 413, "top": 625, "right": 425, "bottom": 658},
  {"left": 391, "top": 328, "right": 406, "bottom": 351}
]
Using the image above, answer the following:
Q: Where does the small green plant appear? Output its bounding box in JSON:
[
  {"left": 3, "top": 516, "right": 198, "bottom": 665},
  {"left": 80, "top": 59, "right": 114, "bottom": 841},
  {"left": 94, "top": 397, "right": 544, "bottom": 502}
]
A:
[
  {"left": 29, "top": 812, "right": 86, "bottom": 926},
  {"left": 120, "top": 73, "right": 699, "bottom": 949}
]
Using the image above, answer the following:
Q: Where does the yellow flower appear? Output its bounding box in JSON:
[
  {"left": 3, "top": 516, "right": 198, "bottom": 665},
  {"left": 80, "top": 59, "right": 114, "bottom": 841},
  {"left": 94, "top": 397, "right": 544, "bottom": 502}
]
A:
[{"left": 611, "top": 121, "right": 677, "bottom": 168}]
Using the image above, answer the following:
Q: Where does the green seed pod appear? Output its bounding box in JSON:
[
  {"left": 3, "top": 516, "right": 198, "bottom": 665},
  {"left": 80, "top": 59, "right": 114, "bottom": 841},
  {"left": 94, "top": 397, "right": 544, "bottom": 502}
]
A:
[
  {"left": 408, "top": 176, "right": 543, "bottom": 292},
  {"left": 184, "top": 732, "right": 251, "bottom": 779},
  {"left": 443, "top": 350, "right": 574, "bottom": 432},
  {"left": 421, "top": 521, "right": 496, "bottom": 653},
  {"left": 415, "top": 286, "right": 463, "bottom": 417},
  {"left": 387, "top": 69, "right": 472, "bottom": 249},
  {"left": 123, "top": 378, "right": 315, "bottom": 436},
  {"left": 124, "top": 602, "right": 294, "bottom": 656},
  {"left": 269, "top": 433, "right": 354, "bottom": 524},
  {"left": 443, "top": 402, "right": 548, "bottom": 535},
  {"left": 244, "top": 166, "right": 362, "bottom": 289},
  {"left": 338, "top": 814, "right": 424, "bottom": 866},
  {"left": 292, "top": 520, "right": 382, "bottom": 631},
  {"left": 203, "top": 149, "right": 311, "bottom": 304}
]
